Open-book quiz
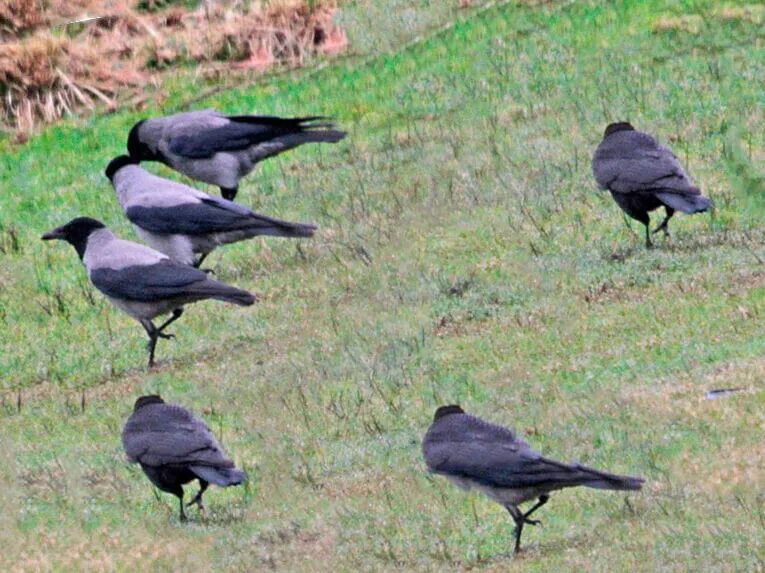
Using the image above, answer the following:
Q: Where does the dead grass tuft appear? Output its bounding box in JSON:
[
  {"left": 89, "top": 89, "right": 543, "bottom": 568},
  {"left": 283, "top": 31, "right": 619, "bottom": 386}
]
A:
[
  {"left": 0, "top": 0, "right": 346, "bottom": 137},
  {"left": 0, "top": 33, "right": 134, "bottom": 138},
  {"left": 0, "top": 0, "right": 45, "bottom": 37},
  {"left": 223, "top": 0, "right": 347, "bottom": 70},
  {"left": 652, "top": 14, "right": 703, "bottom": 35},
  {"left": 714, "top": 4, "right": 765, "bottom": 24}
]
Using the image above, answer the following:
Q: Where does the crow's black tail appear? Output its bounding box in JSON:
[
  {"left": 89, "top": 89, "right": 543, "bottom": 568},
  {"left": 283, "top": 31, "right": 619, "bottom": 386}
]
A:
[
  {"left": 656, "top": 190, "right": 712, "bottom": 214},
  {"left": 529, "top": 456, "right": 645, "bottom": 492},
  {"left": 572, "top": 463, "right": 645, "bottom": 491},
  {"left": 190, "top": 465, "right": 247, "bottom": 487},
  {"left": 275, "top": 128, "right": 347, "bottom": 148},
  {"left": 242, "top": 211, "right": 316, "bottom": 238},
  {"left": 200, "top": 280, "right": 256, "bottom": 306}
]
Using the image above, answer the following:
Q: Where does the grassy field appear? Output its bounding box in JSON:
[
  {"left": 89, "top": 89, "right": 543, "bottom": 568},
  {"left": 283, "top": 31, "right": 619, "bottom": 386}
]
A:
[{"left": 2, "top": 0, "right": 765, "bottom": 570}]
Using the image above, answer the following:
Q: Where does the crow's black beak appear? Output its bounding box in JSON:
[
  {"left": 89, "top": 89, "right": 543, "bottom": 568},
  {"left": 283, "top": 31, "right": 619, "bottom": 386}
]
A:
[{"left": 41, "top": 227, "right": 64, "bottom": 241}]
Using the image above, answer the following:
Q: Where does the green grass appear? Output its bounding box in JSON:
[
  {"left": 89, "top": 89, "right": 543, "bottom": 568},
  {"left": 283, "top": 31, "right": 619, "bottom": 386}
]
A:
[{"left": 2, "top": 0, "right": 765, "bottom": 570}]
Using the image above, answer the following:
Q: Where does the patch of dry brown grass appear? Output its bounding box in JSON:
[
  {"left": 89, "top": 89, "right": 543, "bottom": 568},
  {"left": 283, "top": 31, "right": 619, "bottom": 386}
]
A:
[
  {"left": 714, "top": 3, "right": 765, "bottom": 24},
  {"left": 653, "top": 4, "right": 765, "bottom": 36},
  {"left": 0, "top": 33, "right": 133, "bottom": 138},
  {"left": 0, "top": 0, "right": 346, "bottom": 137},
  {"left": 652, "top": 14, "right": 703, "bottom": 35},
  {"left": 0, "top": 0, "right": 45, "bottom": 37}
]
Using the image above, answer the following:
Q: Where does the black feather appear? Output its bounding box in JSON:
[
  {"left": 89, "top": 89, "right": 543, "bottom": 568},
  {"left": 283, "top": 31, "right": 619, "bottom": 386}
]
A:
[
  {"left": 168, "top": 116, "right": 346, "bottom": 159},
  {"left": 90, "top": 260, "right": 255, "bottom": 305},
  {"left": 126, "top": 199, "right": 316, "bottom": 237}
]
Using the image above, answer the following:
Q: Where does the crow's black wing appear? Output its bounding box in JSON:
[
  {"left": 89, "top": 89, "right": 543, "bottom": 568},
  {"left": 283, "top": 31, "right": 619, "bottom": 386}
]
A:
[
  {"left": 122, "top": 404, "right": 233, "bottom": 469},
  {"left": 425, "top": 437, "right": 642, "bottom": 490},
  {"left": 126, "top": 198, "right": 256, "bottom": 235},
  {"left": 90, "top": 259, "right": 211, "bottom": 302},
  {"left": 168, "top": 116, "right": 332, "bottom": 159},
  {"left": 593, "top": 132, "right": 696, "bottom": 194}
]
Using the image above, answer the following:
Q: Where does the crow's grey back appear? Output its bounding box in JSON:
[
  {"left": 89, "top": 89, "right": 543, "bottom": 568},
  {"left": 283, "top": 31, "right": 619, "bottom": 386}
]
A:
[
  {"left": 423, "top": 411, "right": 645, "bottom": 492},
  {"left": 122, "top": 403, "right": 234, "bottom": 469},
  {"left": 592, "top": 129, "right": 696, "bottom": 194},
  {"left": 422, "top": 413, "right": 541, "bottom": 486}
]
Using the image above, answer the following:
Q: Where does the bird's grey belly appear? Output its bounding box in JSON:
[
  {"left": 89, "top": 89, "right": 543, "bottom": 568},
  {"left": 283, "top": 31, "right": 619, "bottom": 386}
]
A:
[
  {"left": 475, "top": 483, "right": 544, "bottom": 506},
  {"left": 168, "top": 153, "right": 241, "bottom": 189},
  {"left": 445, "top": 475, "right": 543, "bottom": 506},
  {"left": 134, "top": 227, "right": 235, "bottom": 261},
  {"left": 133, "top": 226, "right": 196, "bottom": 266},
  {"left": 106, "top": 296, "right": 183, "bottom": 321}
]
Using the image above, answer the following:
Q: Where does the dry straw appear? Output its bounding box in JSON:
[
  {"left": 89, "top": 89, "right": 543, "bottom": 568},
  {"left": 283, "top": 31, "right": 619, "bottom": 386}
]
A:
[{"left": 0, "top": 0, "right": 345, "bottom": 139}]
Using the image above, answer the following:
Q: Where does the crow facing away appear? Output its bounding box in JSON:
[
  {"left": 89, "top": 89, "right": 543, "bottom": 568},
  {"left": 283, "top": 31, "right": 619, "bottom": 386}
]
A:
[
  {"left": 592, "top": 122, "right": 711, "bottom": 247},
  {"left": 106, "top": 155, "right": 317, "bottom": 267},
  {"left": 422, "top": 405, "right": 644, "bottom": 554},
  {"left": 127, "top": 109, "right": 347, "bottom": 200},
  {"left": 41, "top": 217, "right": 255, "bottom": 367},
  {"left": 122, "top": 395, "right": 246, "bottom": 521}
]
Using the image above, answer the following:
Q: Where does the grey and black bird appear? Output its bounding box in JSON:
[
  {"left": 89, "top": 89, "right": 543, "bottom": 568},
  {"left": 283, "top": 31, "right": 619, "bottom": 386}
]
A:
[
  {"left": 122, "top": 394, "right": 246, "bottom": 521},
  {"left": 422, "top": 405, "right": 644, "bottom": 554},
  {"left": 127, "top": 109, "right": 347, "bottom": 200},
  {"left": 592, "top": 122, "right": 711, "bottom": 247},
  {"left": 105, "top": 155, "right": 317, "bottom": 267},
  {"left": 41, "top": 217, "right": 255, "bottom": 367}
]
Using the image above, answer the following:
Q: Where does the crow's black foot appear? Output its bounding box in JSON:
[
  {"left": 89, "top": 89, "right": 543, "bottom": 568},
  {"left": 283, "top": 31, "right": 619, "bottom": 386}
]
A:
[
  {"left": 524, "top": 518, "right": 541, "bottom": 526},
  {"left": 652, "top": 223, "right": 670, "bottom": 237},
  {"left": 221, "top": 187, "right": 238, "bottom": 201},
  {"left": 187, "top": 498, "right": 205, "bottom": 512},
  {"left": 157, "top": 332, "right": 175, "bottom": 340}
]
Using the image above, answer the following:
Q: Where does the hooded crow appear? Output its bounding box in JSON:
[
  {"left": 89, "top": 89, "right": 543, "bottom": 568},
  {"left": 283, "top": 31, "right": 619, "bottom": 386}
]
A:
[
  {"left": 122, "top": 394, "right": 246, "bottom": 521},
  {"left": 41, "top": 217, "right": 255, "bottom": 367},
  {"left": 127, "top": 109, "right": 347, "bottom": 200},
  {"left": 592, "top": 122, "right": 711, "bottom": 247},
  {"left": 422, "top": 405, "right": 644, "bottom": 554},
  {"left": 105, "top": 155, "right": 317, "bottom": 267}
]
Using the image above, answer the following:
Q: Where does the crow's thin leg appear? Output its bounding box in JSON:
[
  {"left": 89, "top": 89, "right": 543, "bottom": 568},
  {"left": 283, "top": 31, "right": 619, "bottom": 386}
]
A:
[
  {"left": 644, "top": 223, "right": 653, "bottom": 248},
  {"left": 653, "top": 206, "right": 675, "bottom": 237},
  {"left": 506, "top": 505, "right": 526, "bottom": 554},
  {"left": 195, "top": 253, "right": 215, "bottom": 274},
  {"left": 141, "top": 310, "right": 182, "bottom": 368},
  {"left": 187, "top": 480, "right": 209, "bottom": 512},
  {"left": 140, "top": 319, "right": 155, "bottom": 338},
  {"left": 147, "top": 337, "right": 158, "bottom": 368},
  {"left": 156, "top": 308, "right": 183, "bottom": 336},
  {"left": 140, "top": 319, "right": 160, "bottom": 368},
  {"left": 178, "top": 495, "right": 187, "bottom": 522},
  {"left": 194, "top": 253, "right": 211, "bottom": 269},
  {"left": 221, "top": 186, "right": 238, "bottom": 201},
  {"left": 521, "top": 495, "right": 549, "bottom": 526}
]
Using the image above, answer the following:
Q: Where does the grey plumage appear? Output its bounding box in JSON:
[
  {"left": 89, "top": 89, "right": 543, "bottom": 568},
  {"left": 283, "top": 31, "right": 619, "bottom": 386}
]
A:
[
  {"left": 127, "top": 109, "right": 347, "bottom": 200},
  {"left": 592, "top": 122, "right": 711, "bottom": 247},
  {"left": 106, "top": 155, "right": 317, "bottom": 266},
  {"left": 122, "top": 395, "right": 246, "bottom": 521},
  {"left": 422, "top": 405, "right": 643, "bottom": 554},
  {"left": 41, "top": 217, "right": 255, "bottom": 367}
]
